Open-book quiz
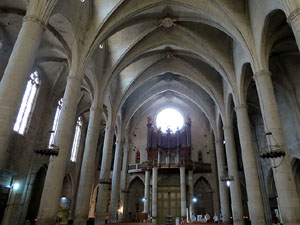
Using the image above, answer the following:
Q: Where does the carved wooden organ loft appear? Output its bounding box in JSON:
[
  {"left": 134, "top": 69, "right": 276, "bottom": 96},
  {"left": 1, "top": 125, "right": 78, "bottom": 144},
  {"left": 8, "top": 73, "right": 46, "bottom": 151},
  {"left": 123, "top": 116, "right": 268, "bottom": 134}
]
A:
[
  {"left": 128, "top": 116, "right": 212, "bottom": 173},
  {"left": 146, "top": 116, "right": 192, "bottom": 165}
]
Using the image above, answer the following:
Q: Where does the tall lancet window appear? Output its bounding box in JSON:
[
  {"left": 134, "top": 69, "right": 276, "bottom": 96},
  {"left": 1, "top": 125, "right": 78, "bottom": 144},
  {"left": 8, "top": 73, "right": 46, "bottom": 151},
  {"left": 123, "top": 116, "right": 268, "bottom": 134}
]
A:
[
  {"left": 70, "top": 116, "right": 82, "bottom": 162},
  {"left": 14, "top": 71, "right": 40, "bottom": 135},
  {"left": 49, "top": 98, "right": 63, "bottom": 147}
]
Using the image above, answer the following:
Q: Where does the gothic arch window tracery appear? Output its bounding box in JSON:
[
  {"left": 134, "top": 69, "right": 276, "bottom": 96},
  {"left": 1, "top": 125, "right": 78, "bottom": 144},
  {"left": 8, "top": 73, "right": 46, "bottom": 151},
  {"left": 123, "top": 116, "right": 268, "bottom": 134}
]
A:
[
  {"left": 49, "top": 98, "right": 63, "bottom": 147},
  {"left": 70, "top": 116, "right": 82, "bottom": 162},
  {"left": 14, "top": 71, "right": 40, "bottom": 135}
]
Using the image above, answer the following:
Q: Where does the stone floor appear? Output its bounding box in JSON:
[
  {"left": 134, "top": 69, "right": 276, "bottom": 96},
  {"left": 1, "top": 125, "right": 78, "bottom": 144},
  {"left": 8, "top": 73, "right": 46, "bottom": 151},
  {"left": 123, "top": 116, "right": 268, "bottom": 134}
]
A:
[{"left": 106, "top": 223, "right": 229, "bottom": 225}]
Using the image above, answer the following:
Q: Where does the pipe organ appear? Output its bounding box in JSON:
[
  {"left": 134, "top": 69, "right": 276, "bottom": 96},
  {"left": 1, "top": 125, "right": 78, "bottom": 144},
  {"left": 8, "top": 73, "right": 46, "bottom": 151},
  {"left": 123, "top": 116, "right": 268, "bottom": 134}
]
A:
[{"left": 146, "top": 116, "right": 192, "bottom": 166}]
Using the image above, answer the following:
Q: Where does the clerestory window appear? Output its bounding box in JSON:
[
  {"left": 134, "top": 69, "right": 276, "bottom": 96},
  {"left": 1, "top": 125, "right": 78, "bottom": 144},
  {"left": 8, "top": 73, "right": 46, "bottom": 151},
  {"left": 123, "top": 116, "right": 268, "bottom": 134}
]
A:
[
  {"left": 49, "top": 98, "right": 63, "bottom": 147},
  {"left": 14, "top": 71, "right": 40, "bottom": 135},
  {"left": 70, "top": 116, "right": 82, "bottom": 162}
]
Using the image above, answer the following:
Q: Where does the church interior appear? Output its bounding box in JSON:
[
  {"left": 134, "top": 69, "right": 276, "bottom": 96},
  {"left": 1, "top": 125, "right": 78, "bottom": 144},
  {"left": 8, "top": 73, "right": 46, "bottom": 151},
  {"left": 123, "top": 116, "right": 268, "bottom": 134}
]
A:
[{"left": 0, "top": 0, "right": 300, "bottom": 225}]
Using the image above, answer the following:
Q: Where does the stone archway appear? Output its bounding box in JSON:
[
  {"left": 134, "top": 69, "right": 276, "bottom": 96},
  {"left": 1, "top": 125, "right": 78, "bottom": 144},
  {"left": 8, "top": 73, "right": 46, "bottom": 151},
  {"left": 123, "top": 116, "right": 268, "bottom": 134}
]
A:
[
  {"left": 57, "top": 174, "right": 73, "bottom": 223},
  {"left": 193, "top": 177, "right": 213, "bottom": 216},
  {"left": 25, "top": 166, "right": 47, "bottom": 225},
  {"left": 292, "top": 158, "right": 300, "bottom": 198},
  {"left": 127, "top": 177, "right": 144, "bottom": 222}
]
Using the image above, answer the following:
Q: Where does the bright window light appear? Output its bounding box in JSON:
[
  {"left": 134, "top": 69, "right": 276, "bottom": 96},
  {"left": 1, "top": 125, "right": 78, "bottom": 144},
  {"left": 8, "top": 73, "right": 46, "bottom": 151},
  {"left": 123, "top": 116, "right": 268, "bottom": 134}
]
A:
[
  {"left": 156, "top": 108, "right": 184, "bottom": 132},
  {"left": 70, "top": 117, "right": 82, "bottom": 162},
  {"left": 226, "top": 181, "right": 231, "bottom": 187},
  {"left": 49, "top": 98, "right": 63, "bottom": 147},
  {"left": 13, "top": 182, "right": 20, "bottom": 190},
  {"left": 14, "top": 71, "right": 40, "bottom": 135}
]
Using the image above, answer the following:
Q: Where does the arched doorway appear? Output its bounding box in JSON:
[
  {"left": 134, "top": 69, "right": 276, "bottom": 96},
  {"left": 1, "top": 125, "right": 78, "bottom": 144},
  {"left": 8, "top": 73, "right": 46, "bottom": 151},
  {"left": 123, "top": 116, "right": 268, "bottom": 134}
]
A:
[
  {"left": 57, "top": 175, "right": 73, "bottom": 223},
  {"left": 194, "top": 177, "right": 213, "bottom": 216},
  {"left": 127, "top": 177, "right": 144, "bottom": 221},
  {"left": 292, "top": 158, "right": 300, "bottom": 198},
  {"left": 88, "top": 184, "right": 99, "bottom": 218},
  {"left": 25, "top": 166, "right": 47, "bottom": 224}
]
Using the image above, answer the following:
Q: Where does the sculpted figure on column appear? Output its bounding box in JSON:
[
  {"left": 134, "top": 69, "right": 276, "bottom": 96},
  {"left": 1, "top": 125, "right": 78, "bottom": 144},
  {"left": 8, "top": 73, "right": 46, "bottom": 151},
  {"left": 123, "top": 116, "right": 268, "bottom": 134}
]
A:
[
  {"left": 0, "top": 0, "right": 58, "bottom": 170},
  {"left": 254, "top": 70, "right": 300, "bottom": 225}
]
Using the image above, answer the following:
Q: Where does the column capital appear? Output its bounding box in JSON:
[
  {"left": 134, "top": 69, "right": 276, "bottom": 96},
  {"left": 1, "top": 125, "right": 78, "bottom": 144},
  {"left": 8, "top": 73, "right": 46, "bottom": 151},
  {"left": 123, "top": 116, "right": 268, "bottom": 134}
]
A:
[
  {"left": 253, "top": 70, "right": 271, "bottom": 81},
  {"left": 90, "top": 106, "right": 102, "bottom": 112},
  {"left": 23, "top": 15, "right": 47, "bottom": 30},
  {"left": 115, "top": 138, "right": 121, "bottom": 144},
  {"left": 67, "top": 76, "right": 82, "bottom": 83},
  {"left": 287, "top": 8, "right": 300, "bottom": 25},
  {"left": 223, "top": 125, "right": 233, "bottom": 130},
  {"left": 234, "top": 104, "right": 247, "bottom": 111},
  {"left": 99, "top": 178, "right": 112, "bottom": 185},
  {"left": 25, "top": 0, "right": 58, "bottom": 27},
  {"left": 215, "top": 139, "right": 223, "bottom": 145}
]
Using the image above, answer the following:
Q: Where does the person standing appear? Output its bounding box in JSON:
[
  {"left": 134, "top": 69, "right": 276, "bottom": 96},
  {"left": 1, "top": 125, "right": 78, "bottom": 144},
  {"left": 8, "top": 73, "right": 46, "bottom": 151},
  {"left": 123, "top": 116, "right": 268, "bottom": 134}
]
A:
[
  {"left": 213, "top": 213, "right": 219, "bottom": 223},
  {"left": 205, "top": 212, "right": 211, "bottom": 222}
]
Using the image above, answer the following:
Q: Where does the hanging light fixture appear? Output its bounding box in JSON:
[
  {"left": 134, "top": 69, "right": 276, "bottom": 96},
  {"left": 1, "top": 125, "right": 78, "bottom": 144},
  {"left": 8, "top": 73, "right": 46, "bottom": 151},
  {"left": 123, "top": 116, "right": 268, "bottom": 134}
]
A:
[{"left": 260, "top": 132, "right": 285, "bottom": 159}]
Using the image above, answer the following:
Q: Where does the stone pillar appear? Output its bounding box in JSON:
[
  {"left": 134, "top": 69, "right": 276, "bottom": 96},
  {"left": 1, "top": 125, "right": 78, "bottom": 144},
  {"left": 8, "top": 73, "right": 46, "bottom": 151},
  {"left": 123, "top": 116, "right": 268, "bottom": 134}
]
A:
[
  {"left": 0, "top": 0, "right": 57, "bottom": 170},
  {"left": 223, "top": 126, "right": 245, "bottom": 225},
  {"left": 74, "top": 106, "right": 102, "bottom": 225},
  {"left": 37, "top": 76, "right": 82, "bottom": 225},
  {"left": 254, "top": 70, "right": 300, "bottom": 224},
  {"left": 120, "top": 135, "right": 129, "bottom": 221},
  {"left": 281, "top": 0, "right": 300, "bottom": 51},
  {"left": 110, "top": 136, "right": 124, "bottom": 222},
  {"left": 235, "top": 104, "right": 266, "bottom": 225},
  {"left": 70, "top": 120, "right": 88, "bottom": 220},
  {"left": 214, "top": 139, "right": 230, "bottom": 223},
  {"left": 209, "top": 138, "right": 221, "bottom": 216},
  {"left": 152, "top": 167, "right": 158, "bottom": 223},
  {"left": 144, "top": 170, "right": 151, "bottom": 214},
  {"left": 180, "top": 167, "right": 187, "bottom": 220},
  {"left": 158, "top": 149, "right": 161, "bottom": 164},
  {"left": 120, "top": 137, "right": 128, "bottom": 221},
  {"left": 95, "top": 120, "right": 115, "bottom": 225},
  {"left": 188, "top": 170, "right": 194, "bottom": 220}
]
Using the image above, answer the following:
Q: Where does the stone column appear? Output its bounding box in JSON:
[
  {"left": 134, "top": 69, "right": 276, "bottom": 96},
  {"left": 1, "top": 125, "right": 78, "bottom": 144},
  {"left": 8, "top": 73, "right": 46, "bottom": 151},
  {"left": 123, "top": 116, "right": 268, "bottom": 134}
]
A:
[
  {"left": 70, "top": 120, "right": 88, "bottom": 220},
  {"left": 110, "top": 136, "right": 124, "bottom": 222},
  {"left": 223, "top": 126, "right": 245, "bottom": 225},
  {"left": 214, "top": 139, "right": 230, "bottom": 223},
  {"left": 235, "top": 104, "right": 266, "bottom": 225},
  {"left": 120, "top": 135, "right": 129, "bottom": 221},
  {"left": 74, "top": 106, "right": 102, "bottom": 225},
  {"left": 254, "top": 70, "right": 300, "bottom": 224},
  {"left": 209, "top": 141, "right": 221, "bottom": 216},
  {"left": 0, "top": 0, "right": 57, "bottom": 170},
  {"left": 281, "top": 0, "right": 300, "bottom": 51},
  {"left": 144, "top": 170, "right": 151, "bottom": 213},
  {"left": 152, "top": 167, "right": 158, "bottom": 223},
  {"left": 180, "top": 167, "right": 187, "bottom": 220},
  {"left": 95, "top": 119, "right": 115, "bottom": 225},
  {"left": 188, "top": 170, "right": 194, "bottom": 220},
  {"left": 36, "top": 76, "right": 82, "bottom": 225}
]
